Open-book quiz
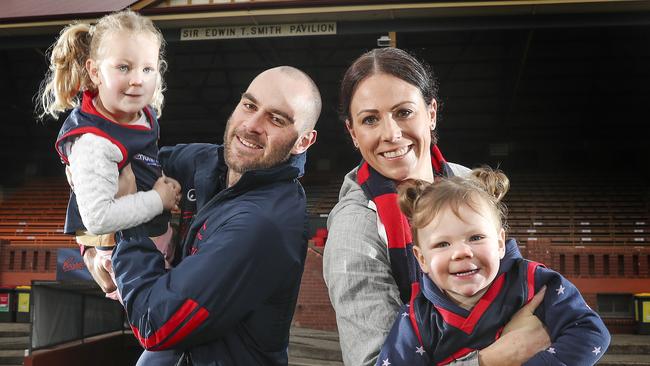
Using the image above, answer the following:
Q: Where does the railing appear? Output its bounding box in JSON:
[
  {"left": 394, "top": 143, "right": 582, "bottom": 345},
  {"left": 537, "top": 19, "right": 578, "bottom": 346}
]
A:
[{"left": 29, "top": 281, "right": 126, "bottom": 352}]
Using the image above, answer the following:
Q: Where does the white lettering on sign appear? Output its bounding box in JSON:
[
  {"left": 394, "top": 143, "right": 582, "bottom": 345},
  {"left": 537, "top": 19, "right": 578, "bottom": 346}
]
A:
[{"left": 181, "top": 22, "right": 336, "bottom": 40}]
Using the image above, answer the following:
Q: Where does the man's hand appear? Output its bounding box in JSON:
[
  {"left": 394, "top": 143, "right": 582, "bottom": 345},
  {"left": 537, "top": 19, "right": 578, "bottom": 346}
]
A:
[
  {"left": 478, "top": 286, "right": 551, "bottom": 366},
  {"left": 82, "top": 247, "right": 117, "bottom": 293}
]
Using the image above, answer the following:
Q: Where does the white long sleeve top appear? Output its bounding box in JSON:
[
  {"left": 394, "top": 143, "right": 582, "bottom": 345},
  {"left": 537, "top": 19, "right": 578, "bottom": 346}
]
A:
[{"left": 67, "top": 133, "right": 163, "bottom": 235}]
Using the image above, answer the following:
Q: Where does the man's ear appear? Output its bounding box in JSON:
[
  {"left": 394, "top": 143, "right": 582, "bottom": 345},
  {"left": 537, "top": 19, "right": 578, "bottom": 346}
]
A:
[
  {"left": 86, "top": 58, "right": 101, "bottom": 85},
  {"left": 291, "top": 130, "right": 317, "bottom": 154}
]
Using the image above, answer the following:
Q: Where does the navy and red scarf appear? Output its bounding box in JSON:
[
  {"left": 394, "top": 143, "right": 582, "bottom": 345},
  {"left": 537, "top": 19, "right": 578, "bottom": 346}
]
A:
[{"left": 356, "top": 145, "right": 455, "bottom": 304}]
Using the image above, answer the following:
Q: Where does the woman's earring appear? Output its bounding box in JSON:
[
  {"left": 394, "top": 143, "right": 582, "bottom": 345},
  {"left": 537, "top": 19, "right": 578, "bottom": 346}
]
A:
[{"left": 353, "top": 141, "right": 359, "bottom": 149}]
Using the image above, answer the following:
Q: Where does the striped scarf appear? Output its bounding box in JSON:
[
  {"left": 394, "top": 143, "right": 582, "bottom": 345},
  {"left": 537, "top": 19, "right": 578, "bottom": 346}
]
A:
[{"left": 357, "top": 145, "right": 454, "bottom": 304}]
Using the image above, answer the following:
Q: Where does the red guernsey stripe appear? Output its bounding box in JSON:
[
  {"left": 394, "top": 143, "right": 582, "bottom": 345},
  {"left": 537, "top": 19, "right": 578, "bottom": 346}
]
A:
[
  {"left": 438, "top": 347, "right": 475, "bottom": 366},
  {"left": 375, "top": 193, "right": 411, "bottom": 248},
  {"left": 408, "top": 282, "right": 423, "bottom": 346},
  {"left": 55, "top": 126, "right": 129, "bottom": 169},
  {"left": 154, "top": 307, "right": 209, "bottom": 350},
  {"left": 131, "top": 299, "right": 202, "bottom": 349},
  {"left": 526, "top": 262, "right": 540, "bottom": 302},
  {"left": 434, "top": 273, "right": 506, "bottom": 335}
]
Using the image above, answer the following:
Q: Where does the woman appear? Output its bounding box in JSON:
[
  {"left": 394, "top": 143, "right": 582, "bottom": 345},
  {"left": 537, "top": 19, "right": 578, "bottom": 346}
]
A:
[{"left": 323, "top": 47, "right": 551, "bottom": 366}]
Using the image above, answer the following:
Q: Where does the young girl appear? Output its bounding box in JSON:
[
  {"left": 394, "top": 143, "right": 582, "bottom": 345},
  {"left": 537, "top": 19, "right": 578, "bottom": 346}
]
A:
[
  {"left": 37, "top": 10, "right": 180, "bottom": 300},
  {"left": 376, "top": 168, "right": 610, "bottom": 365}
]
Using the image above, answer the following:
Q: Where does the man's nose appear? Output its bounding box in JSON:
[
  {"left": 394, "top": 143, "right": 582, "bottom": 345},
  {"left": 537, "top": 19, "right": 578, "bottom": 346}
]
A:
[{"left": 243, "top": 112, "right": 265, "bottom": 134}]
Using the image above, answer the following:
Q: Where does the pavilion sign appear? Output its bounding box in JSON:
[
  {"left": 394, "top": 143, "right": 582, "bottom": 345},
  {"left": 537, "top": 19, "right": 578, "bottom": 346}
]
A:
[{"left": 181, "top": 22, "right": 336, "bottom": 40}]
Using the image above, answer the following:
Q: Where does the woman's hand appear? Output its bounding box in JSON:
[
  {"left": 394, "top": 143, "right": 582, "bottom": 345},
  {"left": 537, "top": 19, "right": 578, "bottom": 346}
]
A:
[{"left": 478, "top": 286, "right": 551, "bottom": 366}]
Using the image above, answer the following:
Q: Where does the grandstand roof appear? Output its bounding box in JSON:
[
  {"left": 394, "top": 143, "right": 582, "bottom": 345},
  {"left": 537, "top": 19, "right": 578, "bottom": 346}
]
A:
[{"left": 0, "top": 0, "right": 151, "bottom": 22}]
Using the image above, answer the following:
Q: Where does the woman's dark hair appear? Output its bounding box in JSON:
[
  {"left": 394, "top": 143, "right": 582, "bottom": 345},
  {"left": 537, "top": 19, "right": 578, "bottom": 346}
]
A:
[
  {"left": 339, "top": 47, "right": 439, "bottom": 143},
  {"left": 339, "top": 47, "right": 438, "bottom": 120}
]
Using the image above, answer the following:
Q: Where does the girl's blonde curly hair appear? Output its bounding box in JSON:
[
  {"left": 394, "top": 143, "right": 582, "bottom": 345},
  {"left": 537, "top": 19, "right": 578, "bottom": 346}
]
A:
[{"left": 37, "top": 9, "right": 166, "bottom": 119}]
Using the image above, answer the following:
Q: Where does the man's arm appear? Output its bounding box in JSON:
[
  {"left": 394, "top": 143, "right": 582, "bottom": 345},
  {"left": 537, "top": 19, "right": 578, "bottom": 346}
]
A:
[{"left": 113, "top": 209, "right": 299, "bottom": 351}]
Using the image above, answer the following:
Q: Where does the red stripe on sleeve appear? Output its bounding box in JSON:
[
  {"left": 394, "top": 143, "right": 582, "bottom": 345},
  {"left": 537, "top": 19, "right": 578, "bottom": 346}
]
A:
[
  {"left": 130, "top": 299, "right": 200, "bottom": 349},
  {"left": 153, "top": 307, "right": 210, "bottom": 350}
]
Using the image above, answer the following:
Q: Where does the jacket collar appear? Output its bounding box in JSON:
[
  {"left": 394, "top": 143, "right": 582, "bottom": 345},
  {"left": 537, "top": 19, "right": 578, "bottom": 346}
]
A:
[{"left": 220, "top": 146, "right": 306, "bottom": 193}]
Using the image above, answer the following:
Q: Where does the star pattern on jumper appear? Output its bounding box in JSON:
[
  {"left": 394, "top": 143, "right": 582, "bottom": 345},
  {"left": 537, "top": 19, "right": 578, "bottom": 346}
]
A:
[
  {"left": 382, "top": 358, "right": 391, "bottom": 366},
  {"left": 401, "top": 312, "right": 409, "bottom": 318},
  {"left": 592, "top": 346, "right": 601, "bottom": 355},
  {"left": 556, "top": 284, "right": 565, "bottom": 296},
  {"left": 416, "top": 346, "right": 426, "bottom": 356},
  {"left": 547, "top": 347, "right": 556, "bottom": 354}
]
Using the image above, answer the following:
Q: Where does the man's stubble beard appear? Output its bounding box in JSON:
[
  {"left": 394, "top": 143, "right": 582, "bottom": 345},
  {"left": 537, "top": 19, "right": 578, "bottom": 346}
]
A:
[{"left": 223, "top": 116, "right": 298, "bottom": 174}]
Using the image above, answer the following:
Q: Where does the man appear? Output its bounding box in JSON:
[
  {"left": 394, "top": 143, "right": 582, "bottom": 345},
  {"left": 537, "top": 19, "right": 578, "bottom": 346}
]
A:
[{"left": 111, "top": 66, "right": 321, "bottom": 365}]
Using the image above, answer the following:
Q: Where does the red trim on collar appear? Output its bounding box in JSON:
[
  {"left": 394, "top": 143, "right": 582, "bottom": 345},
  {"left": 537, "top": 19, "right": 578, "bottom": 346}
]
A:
[
  {"left": 81, "top": 90, "right": 152, "bottom": 131},
  {"left": 526, "top": 261, "right": 542, "bottom": 302},
  {"left": 434, "top": 272, "right": 506, "bottom": 335},
  {"left": 408, "top": 282, "right": 424, "bottom": 346}
]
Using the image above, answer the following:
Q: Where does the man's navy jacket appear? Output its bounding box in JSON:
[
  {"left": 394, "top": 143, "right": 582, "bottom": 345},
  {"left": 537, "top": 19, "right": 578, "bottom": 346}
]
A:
[{"left": 113, "top": 143, "right": 309, "bottom": 365}]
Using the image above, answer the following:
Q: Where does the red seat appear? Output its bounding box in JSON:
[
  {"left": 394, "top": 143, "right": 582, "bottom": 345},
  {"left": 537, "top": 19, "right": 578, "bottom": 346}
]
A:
[
  {"left": 312, "top": 236, "right": 325, "bottom": 247},
  {"left": 315, "top": 228, "right": 328, "bottom": 239}
]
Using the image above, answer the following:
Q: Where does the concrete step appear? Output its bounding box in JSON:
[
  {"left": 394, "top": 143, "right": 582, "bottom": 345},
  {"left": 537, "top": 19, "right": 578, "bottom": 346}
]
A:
[
  {"left": 288, "top": 356, "right": 343, "bottom": 366},
  {"left": 289, "top": 328, "right": 342, "bottom": 362},
  {"left": 290, "top": 327, "right": 340, "bottom": 342},
  {"left": 0, "top": 324, "right": 29, "bottom": 338},
  {"left": 0, "top": 350, "right": 23, "bottom": 365},
  {"left": 598, "top": 354, "right": 650, "bottom": 366},
  {"left": 607, "top": 334, "right": 650, "bottom": 355},
  {"left": 0, "top": 337, "right": 28, "bottom": 350}
]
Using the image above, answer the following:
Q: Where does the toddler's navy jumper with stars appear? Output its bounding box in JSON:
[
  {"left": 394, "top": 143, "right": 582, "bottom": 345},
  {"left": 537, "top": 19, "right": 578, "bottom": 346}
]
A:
[{"left": 376, "top": 240, "right": 610, "bottom": 366}]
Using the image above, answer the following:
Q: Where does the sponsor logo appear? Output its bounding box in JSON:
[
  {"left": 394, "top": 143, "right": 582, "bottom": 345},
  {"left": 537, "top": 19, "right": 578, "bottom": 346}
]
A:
[
  {"left": 133, "top": 153, "right": 161, "bottom": 167},
  {"left": 62, "top": 257, "right": 85, "bottom": 272}
]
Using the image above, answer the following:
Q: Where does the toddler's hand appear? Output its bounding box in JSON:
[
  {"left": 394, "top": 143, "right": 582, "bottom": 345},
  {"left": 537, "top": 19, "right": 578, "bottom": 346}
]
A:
[{"left": 153, "top": 175, "right": 181, "bottom": 211}]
